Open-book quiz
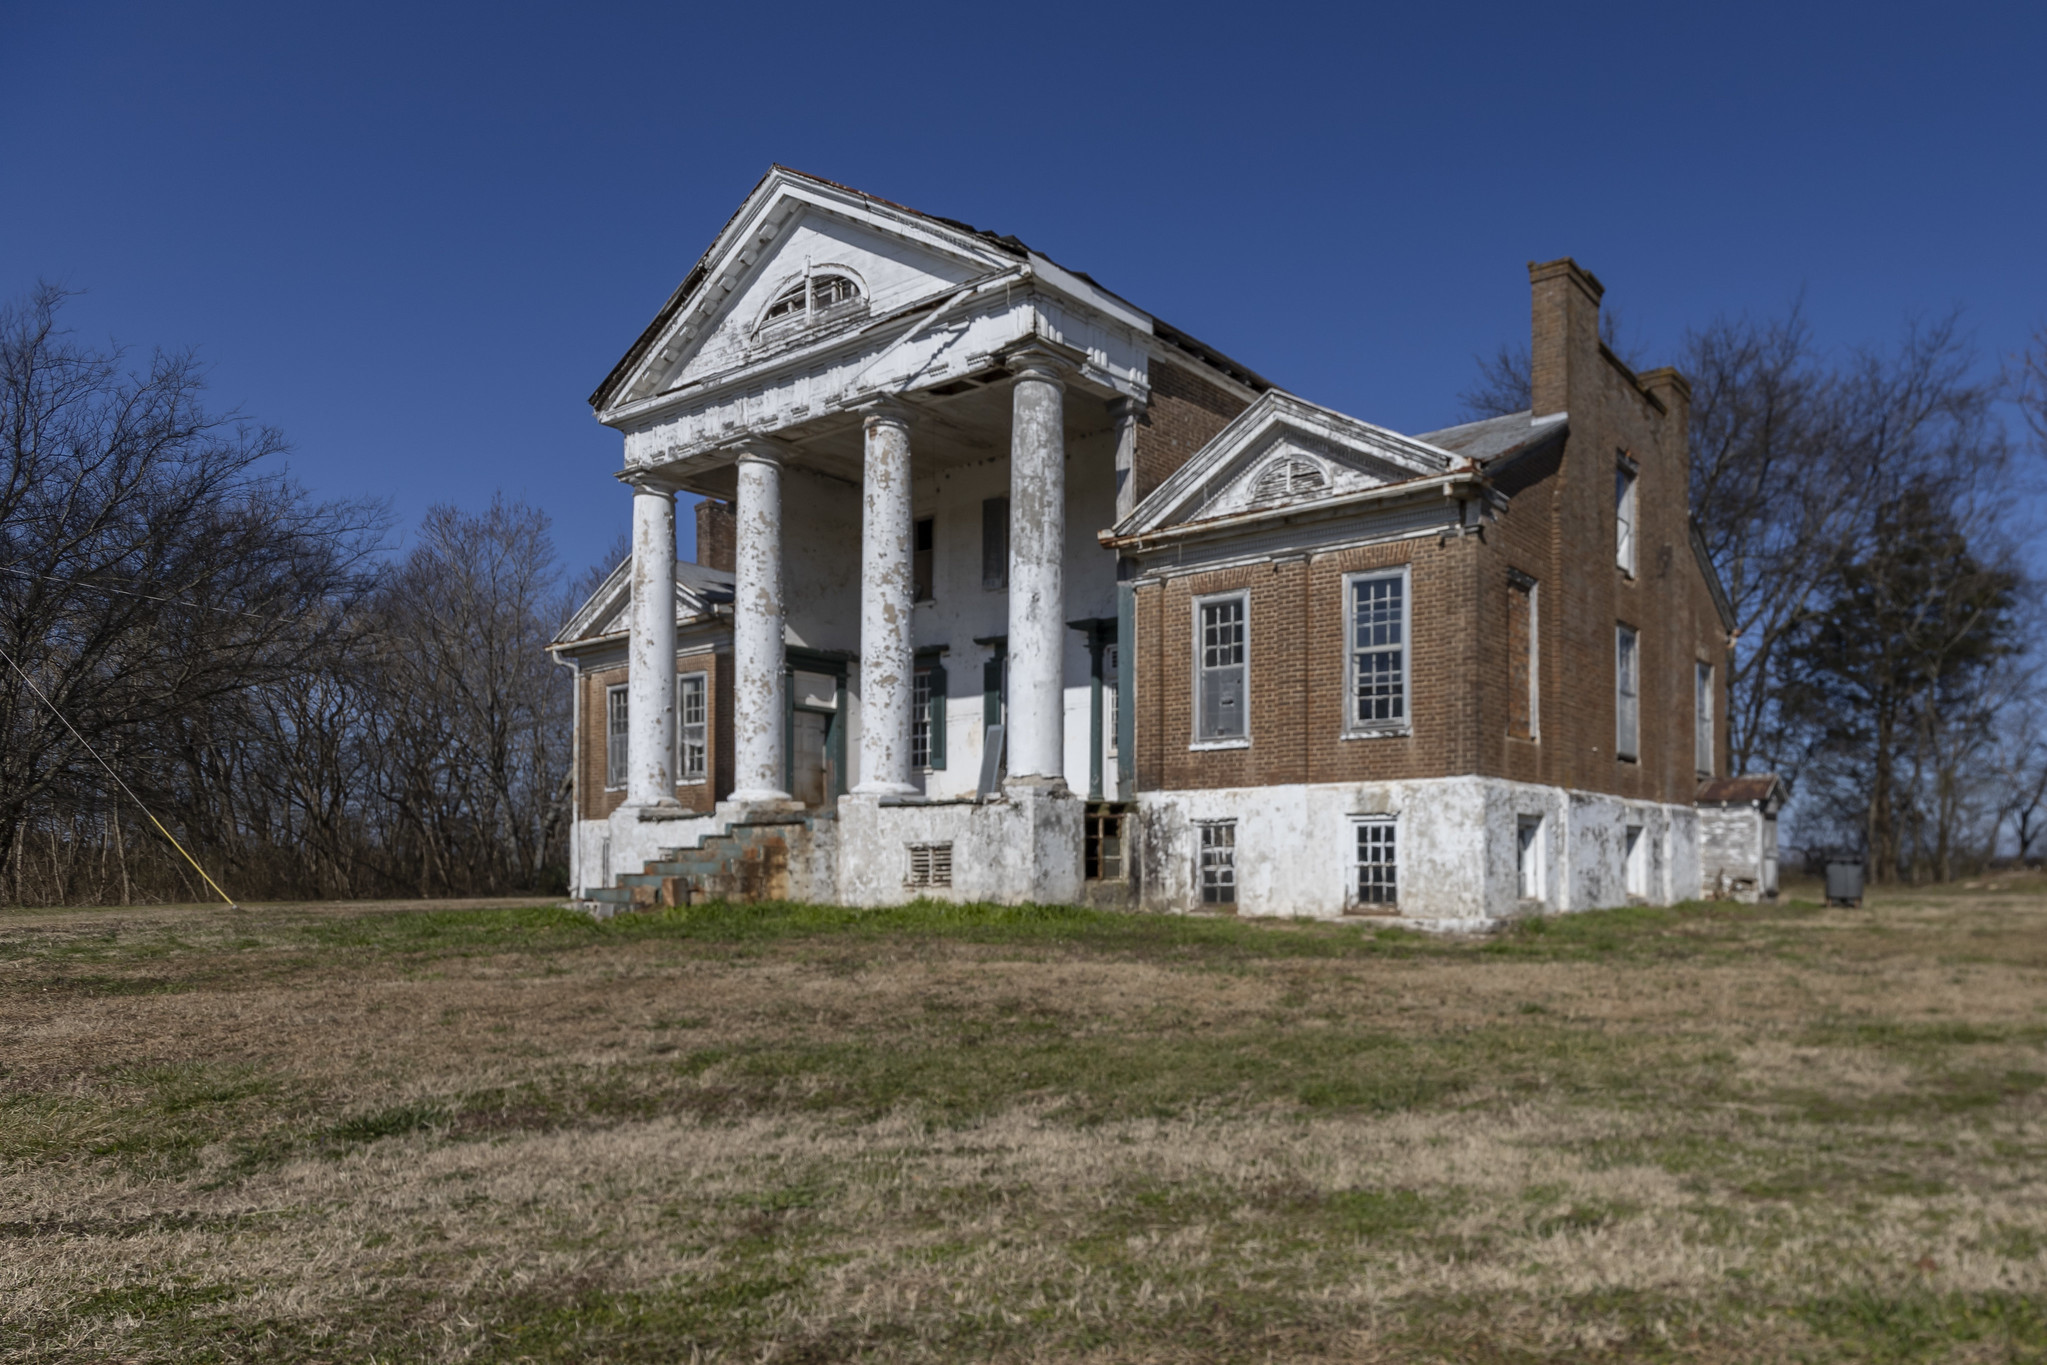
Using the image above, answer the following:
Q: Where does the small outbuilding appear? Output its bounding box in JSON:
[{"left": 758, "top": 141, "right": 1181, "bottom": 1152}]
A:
[{"left": 1697, "top": 775, "right": 1786, "bottom": 902}]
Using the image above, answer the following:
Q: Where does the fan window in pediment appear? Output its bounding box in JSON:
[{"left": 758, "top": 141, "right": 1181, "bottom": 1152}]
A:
[
  {"left": 1250, "top": 455, "right": 1328, "bottom": 503},
  {"left": 757, "top": 271, "right": 865, "bottom": 336}
]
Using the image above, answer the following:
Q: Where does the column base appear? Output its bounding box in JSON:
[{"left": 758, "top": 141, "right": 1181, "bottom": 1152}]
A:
[
  {"left": 1001, "top": 774, "right": 1072, "bottom": 799},
  {"left": 624, "top": 799, "right": 693, "bottom": 824},
  {"left": 851, "top": 780, "right": 921, "bottom": 799},
  {"left": 718, "top": 794, "right": 805, "bottom": 824}
]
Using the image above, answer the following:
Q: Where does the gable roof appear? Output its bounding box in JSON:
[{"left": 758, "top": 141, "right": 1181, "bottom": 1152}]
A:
[
  {"left": 550, "top": 558, "right": 734, "bottom": 651},
  {"left": 589, "top": 165, "right": 1274, "bottom": 414},
  {"left": 1414, "top": 409, "right": 1568, "bottom": 466},
  {"left": 1111, "top": 390, "right": 1469, "bottom": 542}
]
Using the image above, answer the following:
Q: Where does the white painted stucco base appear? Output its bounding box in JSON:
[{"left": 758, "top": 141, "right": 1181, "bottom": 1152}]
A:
[
  {"left": 1134, "top": 778, "right": 1701, "bottom": 925},
  {"left": 834, "top": 784, "right": 1083, "bottom": 906}
]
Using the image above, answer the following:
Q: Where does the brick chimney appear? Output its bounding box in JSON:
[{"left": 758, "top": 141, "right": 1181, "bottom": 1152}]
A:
[
  {"left": 695, "top": 498, "right": 735, "bottom": 572},
  {"left": 1528, "top": 258, "right": 1604, "bottom": 419}
]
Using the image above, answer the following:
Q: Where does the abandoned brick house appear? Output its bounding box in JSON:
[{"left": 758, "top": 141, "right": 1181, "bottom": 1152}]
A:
[{"left": 549, "top": 166, "right": 1742, "bottom": 924}]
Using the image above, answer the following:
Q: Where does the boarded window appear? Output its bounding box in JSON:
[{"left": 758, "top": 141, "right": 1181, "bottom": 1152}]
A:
[
  {"left": 1517, "top": 815, "right": 1545, "bottom": 901},
  {"left": 981, "top": 496, "right": 1008, "bottom": 590},
  {"left": 1250, "top": 455, "right": 1326, "bottom": 502},
  {"left": 1355, "top": 818, "right": 1397, "bottom": 907},
  {"left": 1616, "top": 625, "right": 1640, "bottom": 761},
  {"left": 1616, "top": 462, "right": 1638, "bottom": 575},
  {"left": 1695, "top": 662, "right": 1714, "bottom": 776},
  {"left": 677, "top": 672, "right": 708, "bottom": 782},
  {"left": 913, "top": 516, "right": 934, "bottom": 602},
  {"left": 1349, "top": 571, "right": 1408, "bottom": 729},
  {"left": 605, "top": 684, "right": 629, "bottom": 790},
  {"left": 1198, "top": 822, "right": 1236, "bottom": 905},
  {"left": 1196, "top": 595, "right": 1247, "bottom": 742},
  {"left": 1507, "top": 575, "right": 1537, "bottom": 740}
]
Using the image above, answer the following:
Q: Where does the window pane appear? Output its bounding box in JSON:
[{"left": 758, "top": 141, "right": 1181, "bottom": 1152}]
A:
[
  {"left": 1351, "top": 575, "right": 1406, "bottom": 725},
  {"left": 912, "top": 669, "right": 931, "bottom": 769},
  {"left": 1199, "top": 822, "right": 1236, "bottom": 905},
  {"left": 1197, "top": 598, "right": 1248, "bottom": 740},
  {"left": 677, "top": 674, "right": 707, "bottom": 781},
  {"left": 1616, "top": 627, "right": 1639, "bottom": 759},
  {"left": 1355, "top": 819, "right": 1397, "bottom": 905}
]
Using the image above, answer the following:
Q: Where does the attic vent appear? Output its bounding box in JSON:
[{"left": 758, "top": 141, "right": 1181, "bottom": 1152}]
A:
[
  {"left": 758, "top": 272, "right": 865, "bottom": 335},
  {"left": 905, "top": 842, "right": 953, "bottom": 889},
  {"left": 1251, "top": 456, "right": 1328, "bottom": 502}
]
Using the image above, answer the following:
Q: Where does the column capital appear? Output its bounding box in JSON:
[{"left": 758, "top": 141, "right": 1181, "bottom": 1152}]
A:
[
  {"left": 852, "top": 395, "right": 914, "bottom": 432},
  {"left": 1004, "top": 344, "right": 1074, "bottom": 387},
  {"left": 723, "top": 435, "right": 790, "bottom": 469},
  {"left": 620, "top": 465, "right": 682, "bottom": 494}
]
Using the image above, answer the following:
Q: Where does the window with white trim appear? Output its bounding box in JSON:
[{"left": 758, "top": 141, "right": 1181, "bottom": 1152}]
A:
[
  {"left": 912, "top": 668, "right": 932, "bottom": 770},
  {"left": 677, "top": 671, "right": 708, "bottom": 783},
  {"left": 1616, "top": 624, "right": 1640, "bottom": 761},
  {"left": 1348, "top": 569, "right": 1409, "bottom": 731},
  {"left": 1695, "top": 662, "right": 1714, "bottom": 776},
  {"left": 1198, "top": 821, "right": 1236, "bottom": 905},
  {"left": 1517, "top": 815, "right": 1545, "bottom": 902},
  {"left": 1354, "top": 817, "right": 1397, "bottom": 908},
  {"left": 1104, "top": 645, "right": 1120, "bottom": 759},
  {"left": 604, "top": 684, "right": 629, "bottom": 790},
  {"left": 758, "top": 271, "right": 864, "bottom": 334},
  {"left": 1616, "top": 461, "right": 1638, "bottom": 575},
  {"left": 1194, "top": 593, "right": 1247, "bottom": 743}
]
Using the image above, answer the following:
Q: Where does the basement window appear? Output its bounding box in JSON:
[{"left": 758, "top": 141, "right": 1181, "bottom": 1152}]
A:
[
  {"left": 1198, "top": 821, "right": 1237, "bottom": 906},
  {"left": 1624, "top": 824, "right": 1647, "bottom": 901},
  {"left": 1353, "top": 817, "right": 1398, "bottom": 909},
  {"left": 1517, "top": 815, "right": 1545, "bottom": 902},
  {"left": 905, "top": 842, "right": 953, "bottom": 889},
  {"left": 1085, "top": 803, "right": 1127, "bottom": 881}
]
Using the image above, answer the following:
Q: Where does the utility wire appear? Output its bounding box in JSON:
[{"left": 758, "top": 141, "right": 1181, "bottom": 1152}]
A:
[
  {"left": 0, "top": 644, "right": 236, "bottom": 909},
  {"left": 0, "top": 563, "right": 279, "bottom": 622}
]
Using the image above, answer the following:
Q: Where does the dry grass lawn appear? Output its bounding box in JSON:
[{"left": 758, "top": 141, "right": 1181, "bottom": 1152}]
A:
[{"left": 3, "top": 877, "right": 2046, "bottom": 1362}]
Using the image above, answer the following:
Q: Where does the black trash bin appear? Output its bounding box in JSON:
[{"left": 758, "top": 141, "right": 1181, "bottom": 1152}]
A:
[{"left": 1825, "top": 860, "right": 1864, "bottom": 908}]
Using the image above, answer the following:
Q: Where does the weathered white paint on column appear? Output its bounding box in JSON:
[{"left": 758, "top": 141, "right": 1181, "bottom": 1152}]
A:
[
  {"left": 626, "top": 478, "right": 679, "bottom": 808},
  {"left": 854, "top": 402, "right": 918, "bottom": 795},
  {"left": 1006, "top": 349, "right": 1068, "bottom": 784},
  {"left": 730, "top": 445, "right": 791, "bottom": 803},
  {"left": 1109, "top": 395, "right": 1146, "bottom": 524}
]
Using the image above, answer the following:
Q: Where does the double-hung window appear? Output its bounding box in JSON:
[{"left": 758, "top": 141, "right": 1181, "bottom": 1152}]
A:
[
  {"left": 604, "top": 684, "right": 629, "bottom": 790},
  {"left": 1694, "top": 662, "right": 1714, "bottom": 776},
  {"left": 1194, "top": 593, "right": 1248, "bottom": 744},
  {"left": 1348, "top": 568, "right": 1409, "bottom": 733},
  {"left": 1354, "top": 817, "right": 1397, "bottom": 908},
  {"left": 1615, "top": 625, "right": 1640, "bottom": 761},
  {"left": 1616, "top": 458, "right": 1638, "bottom": 575},
  {"left": 676, "top": 672, "right": 708, "bottom": 783}
]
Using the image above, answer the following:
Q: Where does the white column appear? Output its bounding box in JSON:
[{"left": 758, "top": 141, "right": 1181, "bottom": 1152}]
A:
[
  {"left": 730, "top": 444, "right": 791, "bottom": 803},
  {"left": 854, "top": 401, "right": 918, "bottom": 796},
  {"left": 625, "top": 477, "right": 678, "bottom": 808},
  {"left": 1006, "top": 348, "right": 1068, "bottom": 784},
  {"left": 1109, "top": 395, "right": 1146, "bottom": 525}
]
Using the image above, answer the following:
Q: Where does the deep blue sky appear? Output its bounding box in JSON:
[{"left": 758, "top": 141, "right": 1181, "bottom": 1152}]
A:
[{"left": 5, "top": 1, "right": 2042, "bottom": 575}]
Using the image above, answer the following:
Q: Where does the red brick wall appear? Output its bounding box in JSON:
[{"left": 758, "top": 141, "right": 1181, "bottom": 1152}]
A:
[
  {"left": 1130, "top": 262, "right": 1730, "bottom": 804},
  {"left": 576, "top": 651, "right": 729, "bottom": 819},
  {"left": 1133, "top": 361, "right": 1250, "bottom": 503},
  {"left": 695, "top": 499, "right": 735, "bottom": 571}
]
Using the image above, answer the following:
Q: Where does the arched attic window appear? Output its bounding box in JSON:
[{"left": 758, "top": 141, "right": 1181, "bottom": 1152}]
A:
[
  {"left": 1250, "top": 455, "right": 1328, "bottom": 502},
  {"left": 757, "top": 271, "right": 864, "bottom": 334}
]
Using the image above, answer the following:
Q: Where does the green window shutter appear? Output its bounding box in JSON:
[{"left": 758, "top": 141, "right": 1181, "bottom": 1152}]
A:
[{"left": 927, "top": 661, "right": 948, "bottom": 769}]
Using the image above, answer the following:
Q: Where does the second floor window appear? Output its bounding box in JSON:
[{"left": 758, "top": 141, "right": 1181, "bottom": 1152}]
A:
[
  {"left": 1695, "top": 662, "right": 1714, "bottom": 776},
  {"left": 1195, "top": 594, "right": 1247, "bottom": 743},
  {"left": 1616, "top": 461, "right": 1638, "bottom": 575},
  {"left": 913, "top": 517, "right": 935, "bottom": 602},
  {"left": 1349, "top": 569, "right": 1409, "bottom": 731},
  {"left": 677, "top": 672, "right": 708, "bottom": 782},
  {"left": 1616, "top": 625, "right": 1640, "bottom": 761}
]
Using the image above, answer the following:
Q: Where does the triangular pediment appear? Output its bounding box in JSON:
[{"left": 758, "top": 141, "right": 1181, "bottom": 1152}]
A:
[
  {"left": 596, "top": 169, "right": 1021, "bottom": 413},
  {"left": 551, "top": 558, "right": 733, "bottom": 648},
  {"left": 1116, "top": 392, "right": 1463, "bottom": 537}
]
